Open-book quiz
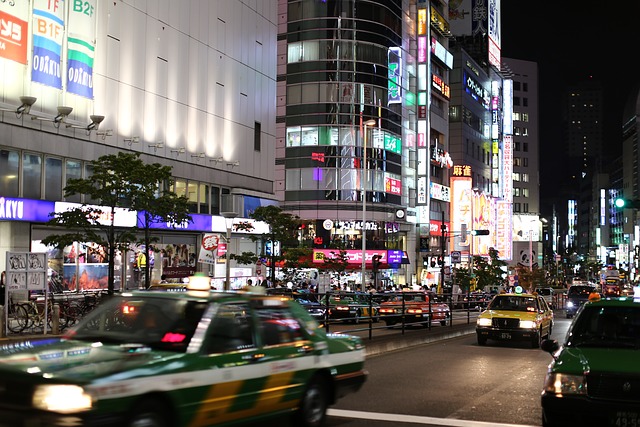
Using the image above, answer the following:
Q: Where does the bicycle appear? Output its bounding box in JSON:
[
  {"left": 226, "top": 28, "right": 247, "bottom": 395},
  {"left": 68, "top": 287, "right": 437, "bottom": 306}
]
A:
[{"left": 5, "top": 295, "right": 31, "bottom": 333}]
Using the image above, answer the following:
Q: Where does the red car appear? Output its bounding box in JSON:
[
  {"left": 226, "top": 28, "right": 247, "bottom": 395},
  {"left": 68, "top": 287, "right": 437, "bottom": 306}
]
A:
[{"left": 378, "top": 290, "right": 451, "bottom": 327}]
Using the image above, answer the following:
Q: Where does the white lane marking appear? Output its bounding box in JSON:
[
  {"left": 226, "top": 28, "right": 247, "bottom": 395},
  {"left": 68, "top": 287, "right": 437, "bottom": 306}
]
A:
[{"left": 328, "top": 409, "right": 538, "bottom": 427}]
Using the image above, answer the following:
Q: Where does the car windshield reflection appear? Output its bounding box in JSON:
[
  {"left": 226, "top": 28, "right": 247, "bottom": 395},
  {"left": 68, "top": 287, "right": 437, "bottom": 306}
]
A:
[
  {"left": 488, "top": 295, "right": 537, "bottom": 312},
  {"left": 64, "top": 295, "right": 207, "bottom": 352},
  {"left": 567, "top": 306, "right": 640, "bottom": 349}
]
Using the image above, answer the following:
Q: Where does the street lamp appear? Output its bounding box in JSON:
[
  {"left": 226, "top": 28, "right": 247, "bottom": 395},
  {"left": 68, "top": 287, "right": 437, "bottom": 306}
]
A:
[
  {"left": 361, "top": 119, "right": 377, "bottom": 289},
  {"left": 221, "top": 211, "right": 238, "bottom": 291}
]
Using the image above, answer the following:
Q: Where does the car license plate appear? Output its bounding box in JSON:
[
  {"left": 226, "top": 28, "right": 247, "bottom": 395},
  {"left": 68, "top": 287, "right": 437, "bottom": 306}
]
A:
[
  {"left": 612, "top": 411, "right": 639, "bottom": 426},
  {"left": 500, "top": 332, "right": 511, "bottom": 339}
]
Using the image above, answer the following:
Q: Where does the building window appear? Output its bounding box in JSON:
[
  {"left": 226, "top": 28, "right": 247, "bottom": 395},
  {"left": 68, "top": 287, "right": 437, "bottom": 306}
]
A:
[
  {"left": 522, "top": 173, "right": 529, "bottom": 182},
  {"left": 514, "top": 187, "right": 520, "bottom": 196},
  {"left": 523, "top": 82, "right": 528, "bottom": 92},
  {"left": 521, "top": 113, "right": 529, "bottom": 122},
  {"left": 23, "top": 152, "right": 42, "bottom": 199},
  {"left": 523, "top": 98, "right": 528, "bottom": 107},
  {"left": 523, "top": 203, "right": 529, "bottom": 212},
  {"left": 514, "top": 97, "right": 520, "bottom": 106},
  {"left": 523, "top": 157, "right": 529, "bottom": 167},
  {"left": 513, "top": 157, "right": 521, "bottom": 166},
  {"left": 513, "top": 202, "right": 521, "bottom": 212},
  {"left": 0, "top": 149, "right": 19, "bottom": 197},
  {"left": 514, "top": 81, "right": 521, "bottom": 91},
  {"left": 187, "top": 180, "right": 198, "bottom": 213},
  {"left": 65, "top": 159, "right": 82, "bottom": 202},
  {"left": 44, "top": 157, "right": 62, "bottom": 201},
  {"left": 522, "top": 188, "right": 529, "bottom": 197},
  {"left": 514, "top": 127, "right": 521, "bottom": 136},
  {"left": 513, "top": 172, "right": 520, "bottom": 181},
  {"left": 514, "top": 142, "right": 520, "bottom": 151},
  {"left": 523, "top": 142, "right": 529, "bottom": 152},
  {"left": 254, "top": 122, "right": 261, "bottom": 152},
  {"left": 522, "top": 127, "right": 528, "bottom": 136}
]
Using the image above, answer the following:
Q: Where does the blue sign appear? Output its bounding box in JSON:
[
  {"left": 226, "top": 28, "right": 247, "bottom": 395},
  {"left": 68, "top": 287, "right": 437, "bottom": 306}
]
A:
[
  {"left": 138, "top": 212, "right": 212, "bottom": 231},
  {"left": 0, "top": 197, "right": 54, "bottom": 222},
  {"left": 387, "top": 250, "right": 402, "bottom": 264}
]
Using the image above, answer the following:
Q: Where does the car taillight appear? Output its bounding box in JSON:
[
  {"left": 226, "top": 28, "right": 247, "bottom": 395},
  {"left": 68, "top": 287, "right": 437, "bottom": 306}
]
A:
[
  {"left": 380, "top": 308, "right": 394, "bottom": 314},
  {"left": 336, "top": 306, "right": 349, "bottom": 311},
  {"left": 407, "top": 308, "right": 423, "bottom": 314}
]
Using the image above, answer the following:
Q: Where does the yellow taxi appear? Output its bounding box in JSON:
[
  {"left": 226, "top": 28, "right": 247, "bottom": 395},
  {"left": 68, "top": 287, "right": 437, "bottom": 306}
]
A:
[{"left": 476, "top": 289, "right": 554, "bottom": 347}]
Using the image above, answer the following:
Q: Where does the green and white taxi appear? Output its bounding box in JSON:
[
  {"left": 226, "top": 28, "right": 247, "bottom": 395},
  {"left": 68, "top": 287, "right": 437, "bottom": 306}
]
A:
[
  {"left": 0, "top": 285, "right": 367, "bottom": 427},
  {"left": 541, "top": 293, "right": 640, "bottom": 427}
]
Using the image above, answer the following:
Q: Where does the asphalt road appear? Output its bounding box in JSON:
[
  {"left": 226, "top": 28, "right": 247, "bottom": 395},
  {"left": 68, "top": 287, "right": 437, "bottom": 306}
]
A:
[{"left": 265, "top": 312, "right": 570, "bottom": 427}]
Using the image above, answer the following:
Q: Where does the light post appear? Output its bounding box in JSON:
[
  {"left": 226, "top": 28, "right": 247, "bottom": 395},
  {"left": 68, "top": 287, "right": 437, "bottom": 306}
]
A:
[
  {"left": 221, "top": 211, "right": 238, "bottom": 291},
  {"left": 361, "top": 119, "right": 376, "bottom": 289}
]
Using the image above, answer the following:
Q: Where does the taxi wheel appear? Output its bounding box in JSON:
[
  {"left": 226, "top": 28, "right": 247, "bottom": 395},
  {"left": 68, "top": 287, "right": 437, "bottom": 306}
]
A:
[
  {"left": 531, "top": 329, "right": 541, "bottom": 348},
  {"left": 127, "top": 398, "right": 170, "bottom": 427},
  {"left": 294, "top": 376, "right": 329, "bottom": 427},
  {"left": 477, "top": 334, "right": 487, "bottom": 346}
]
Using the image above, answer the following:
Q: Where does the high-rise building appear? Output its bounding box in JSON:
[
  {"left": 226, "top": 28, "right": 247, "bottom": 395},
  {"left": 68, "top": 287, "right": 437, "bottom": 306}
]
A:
[{"left": 276, "top": 0, "right": 417, "bottom": 289}]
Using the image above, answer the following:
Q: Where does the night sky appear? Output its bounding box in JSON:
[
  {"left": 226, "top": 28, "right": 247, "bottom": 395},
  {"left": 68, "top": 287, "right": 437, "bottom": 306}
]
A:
[{"left": 500, "top": 0, "right": 640, "bottom": 212}]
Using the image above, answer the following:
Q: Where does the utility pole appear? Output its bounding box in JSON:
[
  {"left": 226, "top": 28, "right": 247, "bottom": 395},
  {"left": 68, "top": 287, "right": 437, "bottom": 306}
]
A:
[{"left": 440, "top": 211, "right": 447, "bottom": 293}]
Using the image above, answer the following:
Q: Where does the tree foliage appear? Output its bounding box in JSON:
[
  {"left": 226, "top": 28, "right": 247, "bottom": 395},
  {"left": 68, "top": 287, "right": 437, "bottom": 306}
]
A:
[
  {"left": 248, "top": 205, "right": 304, "bottom": 281},
  {"left": 41, "top": 152, "right": 190, "bottom": 294}
]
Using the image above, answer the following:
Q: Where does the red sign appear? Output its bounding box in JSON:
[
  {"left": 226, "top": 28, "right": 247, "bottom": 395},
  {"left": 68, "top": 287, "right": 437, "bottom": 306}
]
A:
[
  {"left": 0, "top": 10, "right": 28, "bottom": 64},
  {"left": 217, "top": 243, "right": 227, "bottom": 257},
  {"left": 201, "top": 234, "right": 219, "bottom": 251},
  {"left": 385, "top": 177, "right": 402, "bottom": 195}
]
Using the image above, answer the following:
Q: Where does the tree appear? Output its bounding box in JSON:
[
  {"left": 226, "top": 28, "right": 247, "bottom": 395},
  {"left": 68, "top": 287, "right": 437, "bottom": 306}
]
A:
[
  {"left": 42, "top": 152, "right": 189, "bottom": 294},
  {"left": 127, "top": 159, "right": 191, "bottom": 289},
  {"left": 514, "top": 265, "right": 546, "bottom": 293},
  {"left": 472, "top": 247, "right": 508, "bottom": 292},
  {"left": 248, "top": 205, "right": 304, "bottom": 282}
]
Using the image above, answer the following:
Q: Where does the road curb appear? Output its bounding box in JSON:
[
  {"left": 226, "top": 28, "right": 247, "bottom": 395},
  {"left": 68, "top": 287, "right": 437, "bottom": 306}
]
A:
[{"left": 364, "top": 324, "right": 476, "bottom": 357}]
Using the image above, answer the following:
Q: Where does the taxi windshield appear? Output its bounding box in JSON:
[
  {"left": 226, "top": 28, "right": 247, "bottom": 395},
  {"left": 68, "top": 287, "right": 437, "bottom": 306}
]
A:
[
  {"left": 65, "top": 295, "right": 207, "bottom": 352},
  {"left": 567, "top": 306, "right": 640, "bottom": 349},
  {"left": 488, "top": 295, "right": 537, "bottom": 312}
]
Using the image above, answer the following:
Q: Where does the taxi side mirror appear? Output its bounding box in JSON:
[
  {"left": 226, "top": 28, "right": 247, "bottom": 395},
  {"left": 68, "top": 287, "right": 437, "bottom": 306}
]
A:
[{"left": 540, "top": 339, "right": 559, "bottom": 356}]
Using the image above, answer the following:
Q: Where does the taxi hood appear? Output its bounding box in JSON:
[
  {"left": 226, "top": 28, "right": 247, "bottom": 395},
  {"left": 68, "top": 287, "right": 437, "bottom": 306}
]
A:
[
  {"left": 554, "top": 346, "right": 640, "bottom": 375},
  {"left": 0, "top": 338, "right": 183, "bottom": 383}
]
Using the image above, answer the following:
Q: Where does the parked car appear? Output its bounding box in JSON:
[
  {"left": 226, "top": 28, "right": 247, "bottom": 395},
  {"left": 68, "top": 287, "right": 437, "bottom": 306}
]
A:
[
  {"left": 320, "top": 292, "right": 379, "bottom": 323},
  {"left": 0, "top": 287, "right": 367, "bottom": 427},
  {"left": 565, "top": 284, "right": 597, "bottom": 318},
  {"left": 378, "top": 290, "right": 450, "bottom": 327},
  {"left": 541, "top": 295, "right": 640, "bottom": 427},
  {"left": 266, "top": 288, "right": 327, "bottom": 322},
  {"left": 476, "top": 291, "right": 554, "bottom": 347}
]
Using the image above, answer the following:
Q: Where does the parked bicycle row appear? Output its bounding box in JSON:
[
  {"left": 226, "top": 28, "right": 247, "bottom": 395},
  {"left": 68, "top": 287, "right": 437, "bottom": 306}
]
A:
[{"left": 4, "top": 290, "right": 108, "bottom": 335}]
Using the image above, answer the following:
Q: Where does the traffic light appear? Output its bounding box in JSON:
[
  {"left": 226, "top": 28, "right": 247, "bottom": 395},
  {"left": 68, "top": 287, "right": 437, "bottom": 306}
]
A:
[
  {"left": 372, "top": 254, "right": 382, "bottom": 272},
  {"left": 614, "top": 198, "right": 640, "bottom": 209},
  {"left": 471, "top": 229, "right": 490, "bottom": 236}
]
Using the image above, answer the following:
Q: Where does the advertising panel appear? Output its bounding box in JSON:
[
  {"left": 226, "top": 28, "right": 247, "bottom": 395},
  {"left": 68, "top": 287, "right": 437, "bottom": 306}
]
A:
[
  {"left": 495, "top": 200, "right": 512, "bottom": 261},
  {"left": 0, "top": 2, "right": 29, "bottom": 64},
  {"left": 67, "top": 0, "right": 97, "bottom": 98},
  {"left": 32, "top": 0, "right": 65, "bottom": 88},
  {"left": 450, "top": 176, "right": 472, "bottom": 252}
]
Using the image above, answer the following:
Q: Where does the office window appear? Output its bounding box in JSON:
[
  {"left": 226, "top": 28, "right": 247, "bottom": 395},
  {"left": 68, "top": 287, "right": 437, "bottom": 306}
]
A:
[
  {"left": 23, "top": 153, "right": 42, "bottom": 199},
  {"left": 65, "top": 159, "right": 82, "bottom": 202},
  {"left": 521, "top": 113, "right": 529, "bottom": 122},
  {"left": 522, "top": 173, "right": 529, "bottom": 182},
  {"left": 514, "top": 142, "right": 521, "bottom": 151},
  {"left": 513, "top": 172, "right": 520, "bottom": 181},
  {"left": 523, "top": 203, "right": 529, "bottom": 212},
  {"left": 523, "top": 142, "right": 529, "bottom": 152},
  {"left": 523, "top": 158, "right": 529, "bottom": 167},
  {"left": 514, "top": 127, "right": 521, "bottom": 136},
  {"left": 254, "top": 122, "right": 261, "bottom": 152},
  {"left": 513, "top": 203, "right": 521, "bottom": 213},
  {"left": 0, "top": 149, "right": 19, "bottom": 197},
  {"left": 44, "top": 157, "right": 62, "bottom": 201},
  {"left": 514, "top": 97, "right": 520, "bottom": 106},
  {"left": 199, "top": 184, "right": 210, "bottom": 214},
  {"left": 513, "top": 157, "right": 521, "bottom": 166},
  {"left": 514, "top": 187, "right": 520, "bottom": 196},
  {"left": 523, "top": 82, "right": 528, "bottom": 92},
  {"left": 522, "top": 188, "right": 529, "bottom": 197},
  {"left": 514, "top": 81, "right": 521, "bottom": 91},
  {"left": 522, "top": 127, "right": 529, "bottom": 136},
  {"left": 523, "top": 98, "right": 528, "bottom": 107},
  {"left": 187, "top": 181, "right": 198, "bottom": 213}
]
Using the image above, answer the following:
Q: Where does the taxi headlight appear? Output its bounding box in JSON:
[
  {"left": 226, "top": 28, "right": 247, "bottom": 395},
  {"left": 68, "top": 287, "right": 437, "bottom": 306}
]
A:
[
  {"left": 519, "top": 320, "right": 537, "bottom": 329},
  {"left": 476, "top": 318, "right": 492, "bottom": 327},
  {"left": 33, "top": 384, "right": 93, "bottom": 413},
  {"left": 566, "top": 301, "right": 575, "bottom": 308},
  {"left": 543, "top": 373, "right": 587, "bottom": 395}
]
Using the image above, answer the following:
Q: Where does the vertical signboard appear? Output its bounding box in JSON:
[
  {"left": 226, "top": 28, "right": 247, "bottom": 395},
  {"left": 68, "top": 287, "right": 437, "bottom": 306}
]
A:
[
  {"left": 32, "top": 0, "right": 65, "bottom": 88},
  {"left": 67, "top": 0, "right": 97, "bottom": 98},
  {"left": 0, "top": 1, "right": 29, "bottom": 64},
  {"left": 5, "top": 251, "right": 48, "bottom": 335}
]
